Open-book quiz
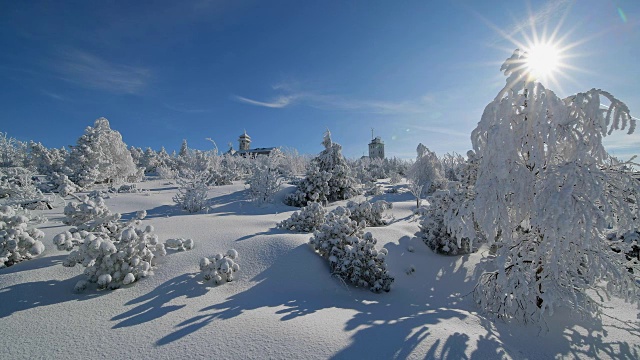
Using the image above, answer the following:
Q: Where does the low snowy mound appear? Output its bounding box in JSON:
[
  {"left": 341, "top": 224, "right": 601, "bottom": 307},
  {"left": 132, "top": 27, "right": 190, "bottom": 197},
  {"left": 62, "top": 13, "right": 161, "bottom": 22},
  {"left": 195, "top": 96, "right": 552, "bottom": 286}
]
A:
[
  {"left": 277, "top": 202, "right": 327, "bottom": 233},
  {"left": 310, "top": 206, "right": 394, "bottom": 293},
  {"left": 346, "top": 200, "right": 392, "bottom": 227},
  {"left": 165, "top": 237, "right": 195, "bottom": 251},
  {"left": 200, "top": 249, "right": 240, "bottom": 285},
  {"left": 0, "top": 205, "right": 45, "bottom": 268}
]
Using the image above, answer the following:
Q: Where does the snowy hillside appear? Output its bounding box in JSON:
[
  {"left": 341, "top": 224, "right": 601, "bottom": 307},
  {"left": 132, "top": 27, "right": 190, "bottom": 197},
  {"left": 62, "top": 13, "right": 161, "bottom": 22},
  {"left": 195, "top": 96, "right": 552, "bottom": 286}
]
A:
[{"left": 2, "top": 179, "right": 638, "bottom": 359}]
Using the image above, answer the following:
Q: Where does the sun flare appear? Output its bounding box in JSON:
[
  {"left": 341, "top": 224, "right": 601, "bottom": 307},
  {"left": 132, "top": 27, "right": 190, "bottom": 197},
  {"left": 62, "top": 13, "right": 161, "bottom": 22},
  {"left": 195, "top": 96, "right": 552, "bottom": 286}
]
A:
[{"left": 526, "top": 42, "right": 561, "bottom": 80}]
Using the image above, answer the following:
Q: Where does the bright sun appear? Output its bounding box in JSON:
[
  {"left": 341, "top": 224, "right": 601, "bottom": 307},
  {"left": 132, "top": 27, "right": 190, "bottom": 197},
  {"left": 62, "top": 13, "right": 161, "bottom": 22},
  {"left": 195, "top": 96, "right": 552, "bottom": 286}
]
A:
[{"left": 525, "top": 43, "right": 561, "bottom": 80}]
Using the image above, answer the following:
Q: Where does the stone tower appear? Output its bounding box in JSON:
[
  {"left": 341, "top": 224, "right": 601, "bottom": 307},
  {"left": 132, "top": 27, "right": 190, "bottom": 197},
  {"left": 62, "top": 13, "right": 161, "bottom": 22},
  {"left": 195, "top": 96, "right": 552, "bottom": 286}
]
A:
[
  {"left": 238, "top": 130, "right": 251, "bottom": 151},
  {"left": 368, "top": 136, "right": 385, "bottom": 159}
]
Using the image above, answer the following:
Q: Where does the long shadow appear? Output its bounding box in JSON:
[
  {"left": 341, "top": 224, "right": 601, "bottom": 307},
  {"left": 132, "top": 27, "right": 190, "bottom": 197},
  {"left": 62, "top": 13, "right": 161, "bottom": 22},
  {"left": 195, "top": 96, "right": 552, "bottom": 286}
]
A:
[
  {"left": 157, "top": 244, "right": 344, "bottom": 346},
  {"left": 331, "top": 236, "right": 474, "bottom": 359},
  {"left": 0, "top": 254, "right": 66, "bottom": 275},
  {"left": 123, "top": 203, "right": 190, "bottom": 220},
  {"left": 111, "top": 273, "right": 207, "bottom": 329},
  {"left": 235, "top": 228, "right": 290, "bottom": 242},
  {"left": 0, "top": 276, "right": 106, "bottom": 319}
]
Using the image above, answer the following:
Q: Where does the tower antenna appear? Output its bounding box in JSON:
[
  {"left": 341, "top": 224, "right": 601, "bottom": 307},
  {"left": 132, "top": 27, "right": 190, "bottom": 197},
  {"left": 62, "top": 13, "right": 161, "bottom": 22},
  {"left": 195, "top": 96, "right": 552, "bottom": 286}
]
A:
[{"left": 371, "top": 127, "right": 374, "bottom": 140}]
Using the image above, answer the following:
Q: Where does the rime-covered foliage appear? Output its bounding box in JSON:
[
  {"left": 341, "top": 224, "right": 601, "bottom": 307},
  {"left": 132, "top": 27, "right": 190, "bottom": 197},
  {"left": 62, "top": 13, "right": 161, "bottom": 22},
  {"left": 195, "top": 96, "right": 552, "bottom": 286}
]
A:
[
  {"left": 0, "top": 205, "right": 45, "bottom": 268},
  {"left": 285, "top": 130, "right": 359, "bottom": 207},
  {"left": 420, "top": 187, "right": 473, "bottom": 255},
  {"left": 246, "top": 149, "right": 283, "bottom": 204},
  {"left": 468, "top": 49, "right": 640, "bottom": 322},
  {"left": 277, "top": 202, "right": 327, "bottom": 233},
  {"left": 0, "top": 167, "right": 51, "bottom": 209},
  {"left": 440, "top": 152, "right": 466, "bottom": 182},
  {"left": 310, "top": 207, "right": 394, "bottom": 293},
  {"left": 0, "top": 132, "right": 28, "bottom": 168},
  {"left": 346, "top": 200, "right": 392, "bottom": 227},
  {"left": 54, "top": 208, "right": 165, "bottom": 291},
  {"left": 156, "top": 165, "right": 177, "bottom": 180},
  {"left": 173, "top": 170, "right": 210, "bottom": 212},
  {"left": 63, "top": 194, "right": 118, "bottom": 230},
  {"left": 200, "top": 249, "right": 240, "bottom": 284},
  {"left": 165, "top": 238, "right": 195, "bottom": 251},
  {"left": 406, "top": 144, "right": 445, "bottom": 196},
  {"left": 66, "top": 118, "right": 138, "bottom": 187},
  {"left": 28, "top": 141, "right": 67, "bottom": 176},
  {"left": 50, "top": 173, "right": 80, "bottom": 196},
  {"left": 609, "top": 229, "right": 640, "bottom": 274}
]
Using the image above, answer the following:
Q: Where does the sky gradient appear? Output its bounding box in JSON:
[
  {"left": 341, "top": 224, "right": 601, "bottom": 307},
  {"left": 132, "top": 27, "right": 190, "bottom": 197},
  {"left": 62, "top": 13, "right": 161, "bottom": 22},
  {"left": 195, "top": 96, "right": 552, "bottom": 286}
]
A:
[{"left": 1, "top": 0, "right": 638, "bottom": 159}]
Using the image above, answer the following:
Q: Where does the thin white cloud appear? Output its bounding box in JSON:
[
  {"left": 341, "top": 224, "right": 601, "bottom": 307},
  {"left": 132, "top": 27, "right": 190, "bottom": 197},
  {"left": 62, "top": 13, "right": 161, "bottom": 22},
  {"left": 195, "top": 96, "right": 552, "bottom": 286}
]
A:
[
  {"left": 53, "top": 49, "right": 150, "bottom": 94},
  {"left": 233, "top": 95, "right": 296, "bottom": 108},
  {"left": 234, "top": 89, "right": 436, "bottom": 115},
  {"left": 40, "top": 89, "right": 66, "bottom": 101}
]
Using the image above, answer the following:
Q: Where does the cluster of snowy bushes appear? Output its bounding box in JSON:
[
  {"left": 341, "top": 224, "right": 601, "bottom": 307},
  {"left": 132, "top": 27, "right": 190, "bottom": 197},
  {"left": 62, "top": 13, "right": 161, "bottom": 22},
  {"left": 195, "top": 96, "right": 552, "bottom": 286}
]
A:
[
  {"left": 310, "top": 207, "right": 394, "bottom": 293},
  {"left": 0, "top": 205, "right": 45, "bottom": 268},
  {"left": 285, "top": 131, "right": 359, "bottom": 207},
  {"left": 277, "top": 202, "right": 327, "bottom": 232},
  {"left": 346, "top": 200, "right": 392, "bottom": 227},
  {"left": 200, "top": 249, "right": 240, "bottom": 284}
]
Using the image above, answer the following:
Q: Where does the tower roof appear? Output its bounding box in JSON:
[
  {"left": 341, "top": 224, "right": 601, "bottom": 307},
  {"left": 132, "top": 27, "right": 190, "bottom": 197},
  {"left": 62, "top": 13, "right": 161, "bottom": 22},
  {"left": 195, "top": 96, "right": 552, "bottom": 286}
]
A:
[{"left": 239, "top": 130, "right": 251, "bottom": 140}]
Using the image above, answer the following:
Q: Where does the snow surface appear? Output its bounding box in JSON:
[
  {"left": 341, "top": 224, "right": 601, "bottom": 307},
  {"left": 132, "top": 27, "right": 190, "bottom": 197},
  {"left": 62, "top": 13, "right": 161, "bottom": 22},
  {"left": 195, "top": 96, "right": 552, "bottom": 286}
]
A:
[{"left": 1, "top": 179, "right": 638, "bottom": 359}]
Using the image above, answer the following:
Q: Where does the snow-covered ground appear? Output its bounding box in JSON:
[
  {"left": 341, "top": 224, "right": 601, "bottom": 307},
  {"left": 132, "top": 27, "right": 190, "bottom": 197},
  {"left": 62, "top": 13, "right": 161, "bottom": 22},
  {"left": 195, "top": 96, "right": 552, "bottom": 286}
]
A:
[{"left": 2, "top": 179, "right": 638, "bottom": 359}]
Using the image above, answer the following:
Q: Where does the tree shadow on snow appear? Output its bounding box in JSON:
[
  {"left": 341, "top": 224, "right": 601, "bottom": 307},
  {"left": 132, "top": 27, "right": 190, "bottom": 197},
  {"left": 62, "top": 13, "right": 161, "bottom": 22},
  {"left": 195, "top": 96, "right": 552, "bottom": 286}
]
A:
[
  {"left": 0, "top": 254, "right": 66, "bottom": 275},
  {"left": 156, "top": 244, "right": 352, "bottom": 346},
  {"left": 0, "top": 275, "right": 106, "bottom": 319},
  {"left": 111, "top": 273, "right": 207, "bottom": 329}
]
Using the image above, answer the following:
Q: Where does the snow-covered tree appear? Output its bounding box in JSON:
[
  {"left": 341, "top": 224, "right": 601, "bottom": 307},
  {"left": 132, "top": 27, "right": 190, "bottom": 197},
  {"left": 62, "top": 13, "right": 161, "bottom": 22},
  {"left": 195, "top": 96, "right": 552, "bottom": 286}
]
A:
[
  {"left": 50, "top": 172, "right": 80, "bottom": 196},
  {"left": 0, "top": 132, "right": 28, "bottom": 168},
  {"left": 28, "top": 141, "right": 67, "bottom": 175},
  {"left": 406, "top": 144, "right": 445, "bottom": 196},
  {"left": 440, "top": 152, "right": 465, "bottom": 182},
  {"left": 200, "top": 249, "right": 240, "bottom": 284},
  {"left": 277, "top": 202, "right": 327, "bottom": 233},
  {"left": 63, "top": 194, "right": 119, "bottom": 230},
  {"left": 140, "top": 147, "right": 160, "bottom": 174},
  {"left": 469, "top": 49, "right": 639, "bottom": 322},
  {"left": 0, "top": 205, "right": 45, "bottom": 268},
  {"left": 285, "top": 130, "right": 359, "bottom": 206},
  {"left": 66, "top": 118, "right": 137, "bottom": 187},
  {"left": 246, "top": 149, "right": 283, "bottom": 204},
  {"left": 0, "top": 167, "right": 51, "bottom": 209},
  {"left": 310, "top": 206, "right": 394, "bottom": 292},
  {"left": 173, "top": 169, "right": 210, "bottom": 212}
]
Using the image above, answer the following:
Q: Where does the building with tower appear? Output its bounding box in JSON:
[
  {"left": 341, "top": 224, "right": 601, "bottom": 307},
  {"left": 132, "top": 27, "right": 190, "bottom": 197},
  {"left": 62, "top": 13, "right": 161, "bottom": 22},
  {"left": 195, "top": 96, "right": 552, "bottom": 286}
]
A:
[
  {"left": 368, "top": 136, "right": 385, "bottom": 159},
  {"left": 227, "top": 130, "right": 276, "bottom": 157}
]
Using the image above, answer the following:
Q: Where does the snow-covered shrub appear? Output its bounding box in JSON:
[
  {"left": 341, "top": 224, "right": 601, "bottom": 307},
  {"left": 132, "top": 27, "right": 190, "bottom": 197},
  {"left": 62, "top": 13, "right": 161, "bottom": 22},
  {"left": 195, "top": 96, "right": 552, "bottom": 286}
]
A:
[
  {"left": 111, "top": 184, "right": 140, "bottom": 193},
  {"left": 246, "top": 149, "right": 283, "bottom": 204},
  {"left": 285, "top": 130, "right": 359, "bottom": 207},
  {"left": 0, "top": 132, "right": 28, "bottom": 168},
  {"left": 173, "top": 170, "right": 210, "bottom": 213},
  {"left": 420, "top": 188, "right": 474, "bottom": 255},
  {"left": 469, "top": 49, "right": 639, "bottom": 322},
  {"left": 66, "top": 117, "right": 137, "bottom": 187},
  {"left": 310, "top": 207, "right": 394, "bottom": 293},
  {"left": 277, "top": 202, "right": 327, "bottom": 233},
  {"left": 55, "top": 223, "right": 166, "bottom": 291},
  {"left": 156, "top": 165, "right": 177, "bottom": 180},
  {"left": 0, "top": 205, "right": 45, "bottom": 268},
  {"left": 199, "top": 249, "right": 240, "bottom": 284},
  {"left": 345, "top": 200, "right": 392, "bottom": 227},
  {"left": 165, "top": 238, "right": 195, "bottom": 251},
  {"left": 363, "top": 183, "right": 383, "bottom": 196},
  {"left": 0, "top": 167, "right": 51, "bottom": 209},
  {"left": 389, "top": 171, "right": 402, "bottom": 185},
  {"left": 63, "top": 194, "right": 118, "bottom": 230},
  {"left": 50, "top": 173, "right": 80, "bottom": 196},
  {"left": 28, "top": 141, "right": 67, "bottom": 176}
]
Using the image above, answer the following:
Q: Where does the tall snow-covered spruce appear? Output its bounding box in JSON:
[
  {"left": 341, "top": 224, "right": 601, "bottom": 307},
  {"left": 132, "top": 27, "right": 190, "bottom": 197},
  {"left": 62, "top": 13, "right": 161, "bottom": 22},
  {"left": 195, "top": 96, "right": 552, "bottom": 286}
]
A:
[
  {"left": 285, "top": 130, "right": 359, "bottom": 207},
  {"left": 469, "top": 49, "right": 639, "bottom": 322}
]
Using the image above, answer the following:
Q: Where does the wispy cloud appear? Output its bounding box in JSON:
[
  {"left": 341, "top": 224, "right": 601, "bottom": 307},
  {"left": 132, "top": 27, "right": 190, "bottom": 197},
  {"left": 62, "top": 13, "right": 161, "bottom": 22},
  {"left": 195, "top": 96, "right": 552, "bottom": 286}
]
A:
[
  {"left": 233, "top": 95, "right": 297, "bottom": 108},
  {"left": 53, "top": 49, "right": 150, "bottom": 94},
  {"left": 40, "top": 89, "right": 66, "bottom": 101},
  {"left": 234, "top": 88, "right": 435, "bottom": 115}
]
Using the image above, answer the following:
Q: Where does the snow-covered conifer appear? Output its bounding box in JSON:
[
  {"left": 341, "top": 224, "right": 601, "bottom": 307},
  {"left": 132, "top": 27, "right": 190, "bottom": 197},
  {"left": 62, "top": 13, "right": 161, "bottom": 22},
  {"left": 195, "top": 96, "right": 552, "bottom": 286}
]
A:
[
  {"left": 285, "top": 130, "right": 359, "bottom": 206},
  {"left": 0, "top": 205, "right": 45, "bottom": 268},
  {"left": 200, "top": 249, "right": 240, "bottom": 284},
  {"left": 63, "top": 194, "right": 118, "bottom": 230},
  {"left": 277, "top": 202, "right": 327, "bottom": 232},
  {"left": 310, "top": 207, "right": 394, "bottom": 292},
  {"left": 406, "top": 144, "right": 445, "bottom": 196},
  {"left": 66, "top": 118, "right": 137, "bottom": 187}
]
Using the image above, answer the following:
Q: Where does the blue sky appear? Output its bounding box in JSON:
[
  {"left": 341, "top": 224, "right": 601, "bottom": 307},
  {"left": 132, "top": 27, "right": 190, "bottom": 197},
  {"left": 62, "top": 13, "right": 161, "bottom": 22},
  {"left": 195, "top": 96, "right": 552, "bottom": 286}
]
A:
[{"left": 1, "top": 0, "right": 638, "bottom": 159}]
